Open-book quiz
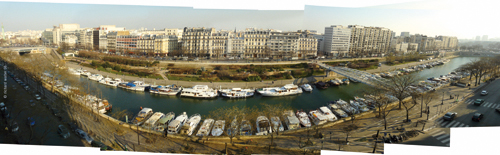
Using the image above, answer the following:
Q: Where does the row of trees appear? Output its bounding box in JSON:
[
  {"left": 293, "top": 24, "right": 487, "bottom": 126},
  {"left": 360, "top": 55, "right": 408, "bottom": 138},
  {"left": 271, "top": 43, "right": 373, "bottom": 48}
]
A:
[
  {"left": 385, "top": 52, "right": 429, "bottom": 65},
  {"left": 455, "top": 56, "right": 500, "bottom": 86}
]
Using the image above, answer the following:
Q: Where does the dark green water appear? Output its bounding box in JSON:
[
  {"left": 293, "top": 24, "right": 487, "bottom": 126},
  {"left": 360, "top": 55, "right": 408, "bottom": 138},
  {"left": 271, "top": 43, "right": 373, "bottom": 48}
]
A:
[{"left": 77, "top": 57, "right": 479, "bottom": 118}]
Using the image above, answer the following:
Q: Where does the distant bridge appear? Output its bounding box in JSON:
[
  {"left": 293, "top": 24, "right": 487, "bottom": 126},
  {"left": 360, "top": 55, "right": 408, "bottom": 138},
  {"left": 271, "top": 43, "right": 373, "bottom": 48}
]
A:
[
  {"left": 0, "top": 47, "right": 46, "bottom": 55},
  {"left": 316, "top": 62, "right": 389, "bottom": 88}
]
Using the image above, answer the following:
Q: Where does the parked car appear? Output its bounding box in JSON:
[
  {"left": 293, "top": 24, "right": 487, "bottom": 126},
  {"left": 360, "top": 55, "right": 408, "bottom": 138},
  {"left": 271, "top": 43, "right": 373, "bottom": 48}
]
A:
[
  {"left": 481, "top": 90, "right": 488, "bottom": 96},
  {"left": 10, "top": 121, "right": 19, "bottom": 132},
  {"left": 35, "top": 94, "right": 41, "bottom": 100},
  {"left": 74, "top": 129, "right": 93, "bottom": 144},
  {"left": 474, "top": 99, "right": 485, "bottom": 105},
  {"left": 472, "top": 113, "right": 484, "bottom": 122},
  {"left": 443, "top": 112, "right": 457, "bottom": 121},
  {"left": 57, "top": 125, "right": 70, "bottom": 139},
  {"left": 91, "top": 141, "right": 115, "bottom": 151}
]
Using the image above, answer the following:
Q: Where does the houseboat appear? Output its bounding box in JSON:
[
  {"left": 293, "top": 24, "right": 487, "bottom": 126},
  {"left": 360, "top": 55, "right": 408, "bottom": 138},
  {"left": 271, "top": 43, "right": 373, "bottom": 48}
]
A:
[
  {"left": 270, "top": 116, "right": 284, "bottom": 132},
  {"left": 315, "top": 81, "right": 328, "bottom": 89},
  {"left": 154, "top": 112, "right": 175, "bottom": 133},
  {"left": 142, "top": 112, "right": 165, "bottom": 129},
  {"left": 283, "top": 110, "right": 300, "bottom": 130},
  {"left": 256, "top": 116, "right": 272, "bottom": 135},
  {"left": 180, "top": 85, "right": 218, "bottom": 98},
  {"left": 196, "top": 119, "right": 214, "bottom": 137},
  {"left": 211, "top": 120, "right": 225, "bottom": 136},
  {"left": 179, "top": 114, "right": 201, "bottom": 136},
  {"left": 295, "top": 110, "right": 311, "bottom": 127},
  {"left": 257, "top": 84, "right": 303, "bottom": 97},
  {"left": 131, "top": 108, "right": 154, "bottom": 126},
  {"left": 319, "top": 106, "right": 338, "bottom": 122},
  {"left": 157, "top": 84, "right": 183, "bottom": 95},
  {"left": 167, "top": 112, "right": 188, "bottom": 134},
  {"left": 308, "top": 110, "right": 327, "bottom": 125}
]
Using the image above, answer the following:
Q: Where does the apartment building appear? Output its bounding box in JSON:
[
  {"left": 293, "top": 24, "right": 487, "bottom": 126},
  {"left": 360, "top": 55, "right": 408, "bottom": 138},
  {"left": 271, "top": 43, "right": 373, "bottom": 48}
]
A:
[
  {"left": 137, "top": 35, "right": 156, "bottom": 54},
  {"left": 243, "top": 28, "right": 272, "bottom": 58},
  {"left": 212, "top": 31, "right": 230, "bottom": 58},
  {"left": 99, "top": 35, "right": 108, "bottom": 50},
  {"left": 268, "top": 32, "right": 299, "bottom": 59},
  {"left": 106, "top": 31, "right": 129, "bottom": 52},
  {"left": 348, "top": 25, "right": 392, "bottom": 57},
  {"left": 181, "top": 27, "right": 216, "bottom": 57},
  {"left": 324, "top": 25, "right": 351, "bottom": 57},
  {"left": 116, "top": 35, "right": 142, "bottom": 51},
  {"left": 226, "top": 37, "right": 245, "bottom": 58},
  {"left": 154, "top": 35, "right": 180, "bottom": 56},
  {"left": 297, "top": 31, "right": 318, "bottom": 58}
]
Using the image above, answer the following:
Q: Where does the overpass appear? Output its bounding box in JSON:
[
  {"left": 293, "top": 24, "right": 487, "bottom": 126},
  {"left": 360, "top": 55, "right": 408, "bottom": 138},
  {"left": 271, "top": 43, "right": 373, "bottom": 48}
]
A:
[
  {"left": 0, "top": 47, "right": 46, "bottom": 55},
  {"left": 316, "top": 62, "right": 389, "bottom": 88}
]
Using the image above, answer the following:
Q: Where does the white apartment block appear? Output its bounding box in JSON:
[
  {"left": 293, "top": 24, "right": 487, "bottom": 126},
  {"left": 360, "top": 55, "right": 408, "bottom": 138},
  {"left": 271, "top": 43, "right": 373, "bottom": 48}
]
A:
[
  {"left": 348, "top": 25, "right": 392, "bottom": 57},
  {"left": 324, "top": 25, "right": 351, "bottom": 57},
  {"left": 395, "top": 43, "right": 408, "bottom": 53},
  {"left": 226, "top": 37, "right": 245, "bottom": 57},
  {"left": 98, "top": 35, "right": 108, "bottom": 50}
]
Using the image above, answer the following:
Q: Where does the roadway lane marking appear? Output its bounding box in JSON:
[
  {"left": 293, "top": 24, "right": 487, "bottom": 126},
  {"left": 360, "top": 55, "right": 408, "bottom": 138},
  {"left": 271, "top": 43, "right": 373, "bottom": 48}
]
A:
[
  {"left": 466, "top": 125, "right": 470, "bottom": 127},
  {"left": 436, "top": 118, "right": 444, "bottom": 124},
  {"left": 444, "top": 121, "right": 458, "bottom": 128},
  {"left": 441, "top": 120, "right": 453, "bottom": 127},
  {"left": 458, "top": 123, "right": 465, "bottom": 127},
  {"left": 482, "top": 102, "right": 490, "bottom": 107},
  {"left": 436, "top": 134, "right": 449, "bottom": 140},
  {"left": 445, "top": 121, "right": 460, "bottom": 128},
  {"left": 450, "top": 121, "right": 462, "bottom": 128},
  {"left": 432, "top": 131, "right": 446, "bottom": 137},
  {"left": 441, "top": 137, "right": 450, "bottom": 143},
  {"left": 428, "top": 129, "right": 442, "bottom": 135},
  {"left": 492, "top": 104, "right": 500, "bottom": 109},
  {"left": 485, "top": 102, "right": 493, "bottom": 108}
]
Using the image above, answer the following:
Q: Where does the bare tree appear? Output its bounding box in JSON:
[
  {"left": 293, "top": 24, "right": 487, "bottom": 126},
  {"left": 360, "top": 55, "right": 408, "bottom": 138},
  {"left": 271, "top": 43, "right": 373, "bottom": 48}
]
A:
[{"left": 377, "top": 74, "right": 418, "bottom": 109}]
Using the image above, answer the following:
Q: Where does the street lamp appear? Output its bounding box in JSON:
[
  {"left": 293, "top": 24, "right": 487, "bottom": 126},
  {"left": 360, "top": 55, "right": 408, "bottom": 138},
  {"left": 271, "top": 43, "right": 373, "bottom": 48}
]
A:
[{"left": 441, "top": 91, "right": 444, "bottom": 105}]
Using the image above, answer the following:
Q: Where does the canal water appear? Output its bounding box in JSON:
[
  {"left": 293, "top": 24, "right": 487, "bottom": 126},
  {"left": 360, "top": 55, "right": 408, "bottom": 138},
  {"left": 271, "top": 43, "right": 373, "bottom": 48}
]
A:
[{"left": 76, "top": 57, "right": 480, "bottom": 119}]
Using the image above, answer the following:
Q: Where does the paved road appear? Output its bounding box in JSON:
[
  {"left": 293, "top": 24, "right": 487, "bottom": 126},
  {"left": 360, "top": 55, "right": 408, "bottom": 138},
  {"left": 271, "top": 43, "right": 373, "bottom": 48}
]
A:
[{"left": 402, "top": 79, "right": 500, "bottom": 147}]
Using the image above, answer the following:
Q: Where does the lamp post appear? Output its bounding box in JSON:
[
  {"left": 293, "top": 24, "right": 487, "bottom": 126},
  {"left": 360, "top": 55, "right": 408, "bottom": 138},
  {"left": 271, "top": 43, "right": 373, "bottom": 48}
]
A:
[{"left": 441, "top": 91, "right": 444, "bottom": 105}]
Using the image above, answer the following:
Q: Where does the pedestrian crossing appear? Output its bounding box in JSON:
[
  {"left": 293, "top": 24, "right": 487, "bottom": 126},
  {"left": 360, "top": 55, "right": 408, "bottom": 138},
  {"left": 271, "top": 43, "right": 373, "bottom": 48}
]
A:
[
  {"left": 464, "top": 99, "right": 500, "bottom": 109},
  {"left": 428, "top": 129, "right": 451, "bottom": 146},
  {"left": 436, "top": 118, "right": 469, "bottom": 128}
]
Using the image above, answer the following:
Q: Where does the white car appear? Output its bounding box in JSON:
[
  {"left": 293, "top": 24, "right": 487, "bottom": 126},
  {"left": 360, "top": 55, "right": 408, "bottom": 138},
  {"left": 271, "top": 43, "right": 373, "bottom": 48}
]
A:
[
  {"left": 35, "top": 94, "right": 41, "bottom": 100},
  {"left": 481, "top": 90, "right": 488, "bottom": 96}
]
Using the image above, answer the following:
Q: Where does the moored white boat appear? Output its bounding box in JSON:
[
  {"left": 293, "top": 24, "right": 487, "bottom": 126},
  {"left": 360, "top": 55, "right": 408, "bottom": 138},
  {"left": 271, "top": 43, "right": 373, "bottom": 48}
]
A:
[
  {"left": 300, "top": 84, "right": 313, "bottom": 92},
  {"left": 256, "top": 116, "right": 272, "bottom": 135},
  {"left": 308, "top": 110, "right": 327, "bottom": 125},
  {"left": 219, "top": 88, "right": 255, "bottom": 94},
  {"left": 221, "top": 90, "right": 254, "bottom": 98},
  {"left": 167, "top": 112, "right": 188, "bottom": 134},
  {"left": 270, "top": 116, "right": 284, "bottom": 132},
  {"left": 295, "top": 110, "right": 311, "bottom": 127},
  {"left": 156, "top": 84, "right": 183, "bottom": 95},
  {"left": 180, "top": 85, "right": 218, "bottom": 98},
  {"left": 211, "top": 120, "right": 225, "bottom": 136},
  {"left": 196, "top": 119, "right": 214, "bottom": 137},
  {"left": 154, "top": 112, "right": 175, "bottom": 132},
  {"left": 319, "top": 106, "right": 338, "bottom": 122},
  {"left": 179, "top": 114, "right": 201, "bottom": 136},
  {"left": 131, "top": 108, "right": 154, "bottom": 126},
  {"left": 240, "top": 119, "right": 253, "bottom": 135},
  {"left": 88, "top": 74, "right": 103, "bottom": 81},
  {"left": 283, "top": 110, "right": 300, "bottom": 130},
  {"left": 257, "top": 84, "right": 303, "bottom": 97},
  {"left": 125, "top": 81, "right": 149, "bottom": 92},
  {"left": 142, "top": 112, "right": 165, "bottom": 129}
]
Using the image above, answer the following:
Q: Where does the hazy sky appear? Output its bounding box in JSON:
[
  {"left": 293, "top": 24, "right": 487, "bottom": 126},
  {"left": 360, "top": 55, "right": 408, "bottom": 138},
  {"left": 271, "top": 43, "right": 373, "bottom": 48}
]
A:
[{"left": 0, "top": 0, "right": 498, "bottom": 39}]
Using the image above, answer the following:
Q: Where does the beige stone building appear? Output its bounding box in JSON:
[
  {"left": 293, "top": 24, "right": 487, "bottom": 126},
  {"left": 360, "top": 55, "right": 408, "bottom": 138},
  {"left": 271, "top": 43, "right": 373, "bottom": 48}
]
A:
[
  {"left": 137, "top": 35, "right": 156, "bottom": 54},
  {"left": 181, "top": 27, "right": 216, "bottom": 57},
  {"left": 211, "top": 31, "right": 230, "bottom": 58},
  {"left": 243, "top": 28, "right": 272, "bottom": 58},
  {"left": 154, "top": 35, "right": 180, "bottom": 56},
  {"left": 298, "top": 31, "right": 318, "bottom": 58}
]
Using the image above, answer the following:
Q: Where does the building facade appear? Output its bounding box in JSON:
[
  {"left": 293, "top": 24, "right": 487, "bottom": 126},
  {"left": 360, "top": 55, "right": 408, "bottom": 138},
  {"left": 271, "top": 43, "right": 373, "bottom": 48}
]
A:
[
  {"left": 243, "top": 28, "right": 272, "bottom": 58},
  {"left": 324, "top": 25, "right": 351, "bottom": 57},
  {"left": 348, "top": 25, "right": 392, "bottom": 57},
  {"left": 181, "top": 27, "right": 216, "bottom": 57}
]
